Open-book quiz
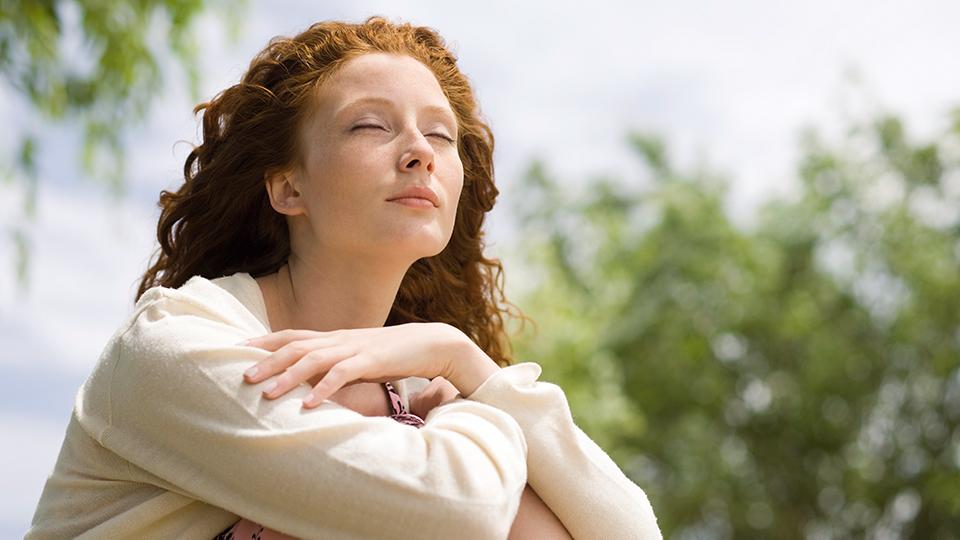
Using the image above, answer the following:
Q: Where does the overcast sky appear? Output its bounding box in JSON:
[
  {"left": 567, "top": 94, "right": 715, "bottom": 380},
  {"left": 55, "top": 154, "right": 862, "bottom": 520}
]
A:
[{"left": 3, "top": 0, "right": 960, "bottom": 535}]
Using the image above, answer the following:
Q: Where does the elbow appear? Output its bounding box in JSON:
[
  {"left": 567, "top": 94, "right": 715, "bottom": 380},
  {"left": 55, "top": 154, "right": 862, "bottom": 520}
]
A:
[
  {"left": 431, "top": 430, "right": 526, "bottom": 540},
  {"left": 425, "top": 405, "right": 529, "bottom": 500},
  {"left": 421, "top": 404, "right": 529, "bottom": 538}
]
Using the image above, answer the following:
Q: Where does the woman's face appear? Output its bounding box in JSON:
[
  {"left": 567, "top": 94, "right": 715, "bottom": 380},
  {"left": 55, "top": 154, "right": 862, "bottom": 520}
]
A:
[{"left": 278, "top": 52, "right": 464, "bottom": 265}]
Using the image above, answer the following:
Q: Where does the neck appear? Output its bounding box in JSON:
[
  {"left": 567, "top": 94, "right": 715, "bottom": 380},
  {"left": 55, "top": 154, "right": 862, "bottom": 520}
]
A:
[{"left": 264, "top": 251, "right": 409, "bottom": 332}]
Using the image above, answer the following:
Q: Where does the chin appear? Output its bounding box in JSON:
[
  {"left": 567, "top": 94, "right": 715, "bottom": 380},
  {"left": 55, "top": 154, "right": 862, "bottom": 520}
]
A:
[
  {"left": 375, "top": 221, "right": 452, "bottom": 257},
  {"left": 416, "top": 240, "right": 447, "bottom": 259},
  {"left": 378, "top": 235, "right": 444, "bottom": 261}
]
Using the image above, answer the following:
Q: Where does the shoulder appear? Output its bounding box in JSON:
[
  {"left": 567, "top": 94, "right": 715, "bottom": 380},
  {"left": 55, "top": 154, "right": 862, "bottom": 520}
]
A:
[
  {"left": 129, "top": 273, "right": 268, "bottom": 341},
  {"left": 76, "top": 275, "right": 262, "bottom": 441},
  {"left": 97, "top": 274, "right": 267, "bottom": 382},
  {"left": 81, "top": 276, "right": 276, "bottom": 423}
]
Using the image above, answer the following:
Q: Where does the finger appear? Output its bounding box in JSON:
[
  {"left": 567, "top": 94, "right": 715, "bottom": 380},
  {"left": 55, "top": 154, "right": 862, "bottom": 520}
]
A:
[
  {"left": 242, "top": 329, "right": 331, "bottom": 351},
  {"left": 303, "top": 355, "right": 373, "bottom": 408},
  {"left": 243, "top": 338, "right": 335, "bottom": 382},
  {"left": 261, "top": 347, "right": 350, "bottom": 399},
  {"left": 281, "top": 346, "right": 354, "bottom": 387}
]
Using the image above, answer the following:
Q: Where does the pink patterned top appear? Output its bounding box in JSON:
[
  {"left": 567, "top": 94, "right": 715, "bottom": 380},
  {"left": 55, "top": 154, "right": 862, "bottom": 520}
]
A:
[
  {"left": 212, "top": 382, "right": 424, "bottom": 539},
  {"left": 384, "top": 380, "right": 426, "bottom": 428}
]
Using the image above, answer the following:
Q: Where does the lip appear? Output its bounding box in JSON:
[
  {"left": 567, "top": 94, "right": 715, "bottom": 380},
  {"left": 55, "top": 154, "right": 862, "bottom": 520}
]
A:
[{"left": 386, "top": 185, "right": 439, "bottom": 208}]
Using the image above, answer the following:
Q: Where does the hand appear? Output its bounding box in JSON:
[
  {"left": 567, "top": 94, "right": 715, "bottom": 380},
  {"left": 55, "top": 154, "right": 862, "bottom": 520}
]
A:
[
  {"left": 408, "top": 376, "right": 461, "bottom": 419},
  {"left": 239, "top": 322, "right": 468, "bottom": 408}
]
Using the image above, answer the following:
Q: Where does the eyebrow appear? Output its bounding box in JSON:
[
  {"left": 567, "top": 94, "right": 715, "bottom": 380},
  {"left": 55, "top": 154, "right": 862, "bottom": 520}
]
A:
[{"left": 335, "top": 96, "right": 458, "bottom": 128}]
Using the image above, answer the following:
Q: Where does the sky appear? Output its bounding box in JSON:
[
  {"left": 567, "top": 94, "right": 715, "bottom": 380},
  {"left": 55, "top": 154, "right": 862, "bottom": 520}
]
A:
[{"left": 3, "top": 0, "right": 960, "bottom": 535}]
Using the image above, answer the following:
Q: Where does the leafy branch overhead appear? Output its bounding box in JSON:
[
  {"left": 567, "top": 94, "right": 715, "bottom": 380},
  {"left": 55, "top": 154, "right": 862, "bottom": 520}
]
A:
[{"left": 0, "top": 0, "right": 242, "bottom": 292}]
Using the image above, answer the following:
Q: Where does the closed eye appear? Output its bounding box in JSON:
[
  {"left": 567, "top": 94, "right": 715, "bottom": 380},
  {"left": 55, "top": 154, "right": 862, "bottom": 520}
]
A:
[
  {"left": 430, "top": 133, "right": 456, "bottom": 143},
  {"left": 353, "top": 124, "right": 455, "bottom": 144}
]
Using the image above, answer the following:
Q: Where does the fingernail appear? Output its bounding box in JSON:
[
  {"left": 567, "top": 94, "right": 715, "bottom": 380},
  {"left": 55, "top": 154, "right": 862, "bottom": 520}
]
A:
[
  {"left": 244, "top": 366, "right": 259, "bottom": 378},
  {"left": 263, "top": 381, "right": 277, "bottom": 394},
  {"left": 303, "top": 393, "right": 315, "bottom": 406}
]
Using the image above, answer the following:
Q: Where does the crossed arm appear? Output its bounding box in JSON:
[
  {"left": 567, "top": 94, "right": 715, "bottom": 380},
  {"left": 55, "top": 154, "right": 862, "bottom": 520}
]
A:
[{"left": 219, "top": 381, "right": 572, "bottom": 539}]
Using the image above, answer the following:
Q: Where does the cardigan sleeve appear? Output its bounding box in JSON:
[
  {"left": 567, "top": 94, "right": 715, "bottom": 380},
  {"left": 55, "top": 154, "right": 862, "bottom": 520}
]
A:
[
  {"left": 462, "top": 362, "right": 663, "bottom": 540},
  {"left": 75, "top": 291, "right": 528, "bottom": 540}
]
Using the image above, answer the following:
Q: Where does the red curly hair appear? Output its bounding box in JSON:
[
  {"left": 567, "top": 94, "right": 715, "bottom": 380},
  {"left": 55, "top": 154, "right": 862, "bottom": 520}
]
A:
[{"left": 135, "top": 15, "right": 532, "bottom": 367}]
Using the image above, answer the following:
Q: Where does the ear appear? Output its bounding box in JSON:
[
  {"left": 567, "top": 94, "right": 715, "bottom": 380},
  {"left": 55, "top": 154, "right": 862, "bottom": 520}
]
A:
[{"left": 264, "top": 167, "right": 307, "bottom": 216}]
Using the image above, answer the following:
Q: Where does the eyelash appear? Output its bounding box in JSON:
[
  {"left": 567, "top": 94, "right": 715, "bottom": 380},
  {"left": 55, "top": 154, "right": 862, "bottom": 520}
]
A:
[{"left": 353, "top": 124, "right": 456, "bottom": 143}]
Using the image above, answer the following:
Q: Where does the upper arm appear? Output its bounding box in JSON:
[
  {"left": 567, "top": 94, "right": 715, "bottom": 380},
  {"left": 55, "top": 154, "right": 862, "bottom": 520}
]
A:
[{"left": 81, "top": 295, "right": 528, "bottom": 540}]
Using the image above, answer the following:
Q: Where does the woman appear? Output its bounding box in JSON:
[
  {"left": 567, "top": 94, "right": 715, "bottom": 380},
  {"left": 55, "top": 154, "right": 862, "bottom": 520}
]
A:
[{"left": 26, "top": 16, "right": 661, "bottom": 539}]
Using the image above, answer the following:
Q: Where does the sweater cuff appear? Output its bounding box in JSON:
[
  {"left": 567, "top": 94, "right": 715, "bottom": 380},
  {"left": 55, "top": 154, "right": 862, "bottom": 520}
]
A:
[{"left": 464, "top": 362, "right": 543, "bottom": 401}]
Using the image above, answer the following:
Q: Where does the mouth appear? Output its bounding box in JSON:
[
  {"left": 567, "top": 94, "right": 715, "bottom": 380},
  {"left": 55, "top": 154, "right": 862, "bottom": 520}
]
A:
[
  {"left": 386, "top": 185, "right": 440, "bottom": 208},
  {"left": 388, "top": 197, "right": 436, "bottom": 209}
]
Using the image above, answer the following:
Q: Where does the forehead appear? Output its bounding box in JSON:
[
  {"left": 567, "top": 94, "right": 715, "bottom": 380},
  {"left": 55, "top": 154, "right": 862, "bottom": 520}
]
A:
[{"left": 315, "top": 52, "right": 455, "bottom": 120}]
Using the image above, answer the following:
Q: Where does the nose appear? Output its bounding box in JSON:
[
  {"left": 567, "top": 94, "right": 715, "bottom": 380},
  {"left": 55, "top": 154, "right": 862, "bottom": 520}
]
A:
[{"left": 398, "top": 131, "right": 435, "bottom": 175}]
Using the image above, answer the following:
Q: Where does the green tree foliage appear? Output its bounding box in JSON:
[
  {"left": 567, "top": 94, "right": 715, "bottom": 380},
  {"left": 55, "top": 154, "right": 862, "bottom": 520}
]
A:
[
  {"left": 0, "top": 0, "right": 241, "bottom": 291},
  {"left": 508, "top": 105, "right": 960, "bottom": 538}
]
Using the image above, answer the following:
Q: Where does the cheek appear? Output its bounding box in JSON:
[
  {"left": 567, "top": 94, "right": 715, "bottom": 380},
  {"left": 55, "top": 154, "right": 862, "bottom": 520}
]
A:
[
  {"left": 449, "top": 160, "right": 465, "bottom": 210},
  {"left": 443, "top": 174, "right": 465, "bottom": 228},
  {"left": 308, "top": 148, "right": 380, "bottom": 208}
]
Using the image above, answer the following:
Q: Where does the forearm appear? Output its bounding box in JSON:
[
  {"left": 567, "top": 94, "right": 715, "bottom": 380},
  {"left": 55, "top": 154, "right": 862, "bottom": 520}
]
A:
[
  {"left": 226, "top": 482, "right": 569, "bottom": 540},
  {"left": 226, "top": 387, "right": 565, "bottom": 539}
]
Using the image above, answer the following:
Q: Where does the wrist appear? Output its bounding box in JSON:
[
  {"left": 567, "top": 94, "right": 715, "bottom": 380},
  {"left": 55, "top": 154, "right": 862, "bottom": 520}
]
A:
[{"left": 442, "top": 332, "right": 500, "bottom": 398}]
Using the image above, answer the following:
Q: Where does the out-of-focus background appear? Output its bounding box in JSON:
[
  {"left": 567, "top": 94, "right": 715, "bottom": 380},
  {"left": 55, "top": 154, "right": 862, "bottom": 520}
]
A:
[{"left": 3, "top": 1, "right": 960, "bottom": 538}]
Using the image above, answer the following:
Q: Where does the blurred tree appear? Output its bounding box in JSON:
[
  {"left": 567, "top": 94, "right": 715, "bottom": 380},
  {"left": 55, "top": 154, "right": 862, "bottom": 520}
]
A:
[
  {"left": 508, "top": 102, "right": 960, "bottom": 538},
  {"left": 0, "top": 0, "right": 243, "bottom": 292}
]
